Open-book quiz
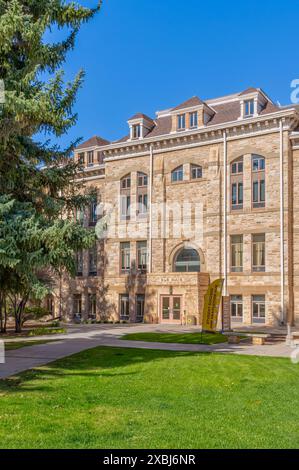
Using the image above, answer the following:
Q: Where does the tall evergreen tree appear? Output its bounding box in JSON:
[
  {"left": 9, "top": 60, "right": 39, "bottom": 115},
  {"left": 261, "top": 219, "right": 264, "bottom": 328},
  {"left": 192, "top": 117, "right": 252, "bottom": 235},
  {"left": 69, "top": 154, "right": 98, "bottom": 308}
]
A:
[{"left": 0, "top": 1, "right": 102, "bottom": 331}]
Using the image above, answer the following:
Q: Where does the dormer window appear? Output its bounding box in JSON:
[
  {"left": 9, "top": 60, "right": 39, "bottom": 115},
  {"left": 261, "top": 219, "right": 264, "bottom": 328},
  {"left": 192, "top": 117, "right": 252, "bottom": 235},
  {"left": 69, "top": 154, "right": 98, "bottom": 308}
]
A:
[
  {"left": 189, "top": 111, "right": 198, "bottom": 128},
  {"left": 78, "top": 152, "right": 85, "bottom": 164},
  {"left": 132, "top": 124, "right": 141, "bottom": 139},
  {"left": 244, "top": 99, "right": 254, "bottom": 117},
  {"left": 87, "top": 151, "right": 94, "bottom": 166},
  {"left": 177, "top": 114, "right": 186, "bottom": 131}
]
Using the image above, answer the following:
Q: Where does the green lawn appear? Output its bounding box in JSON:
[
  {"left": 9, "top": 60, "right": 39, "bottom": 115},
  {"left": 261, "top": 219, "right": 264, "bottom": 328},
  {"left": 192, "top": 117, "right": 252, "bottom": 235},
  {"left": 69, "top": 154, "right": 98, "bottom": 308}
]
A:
[
  {"left": 4, "top": 340, "right": 55, "bottom": 351},
  {"left": 0, "top": 346, "right": 298, "bottom": 448},
  {"left": 121, "top": 331, "right": 227, "bottom": 344}
]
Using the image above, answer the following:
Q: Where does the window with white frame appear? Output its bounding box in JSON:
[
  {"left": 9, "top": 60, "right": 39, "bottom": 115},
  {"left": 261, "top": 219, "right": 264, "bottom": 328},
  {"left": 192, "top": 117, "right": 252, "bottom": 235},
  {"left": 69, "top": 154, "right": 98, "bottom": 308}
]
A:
[
  {"left": 177, "top": 114, "right": 186, "bottom": 130},
  {"left": 88, "top": 244, "right": 97, "bottom": 276},
  {"left": 120, "top": 174, "right": 131, "bottom": 219},
  {"left": 132, "top": 124, "right": 141, "bottom": 139},
  {"left": 136, "top": 294, "right": 145, "bottom": 321},
  {"left": 88, "top": 293, "right": 96, "bottom": 319},
  {"left": 137, "top": 172, "right": 148, "bottom": 216},
  {"left": 120, "top": 242, "right": 130, "bottom": 272},
  {"left": 121, "top": 174, "right": 131, "bottom": 189},
  {"left": 191, "top": 164, "right": 202, "bottom": 180},
  {"left": 89, "top": 194, "right": 98, "bottom": 226},
  {"left": 252, "top": 295, "right": 266, "bottom": 323},
  {"left": 252, "top": 234, "right": 265, "bottom": 272},
  {"left": 252, "top": 155, "right": 265, "bottom": 208},
  {"left": 87, "top": 150, "right": 94, "bottom": 166},
  {"left": 189, "top": 111, "right": 198, "bottom": 128},
  {"left": 137, "top": 241, "right": 147, "bottom": 272},
  {"left": 231, "top": 235, "right": 243, "bottom": 272},
  {"left": 171, "top": 165, "right": 183, "bottom": 182},
  {"left": 73, "top": 294, "right": 82, "bottom": 318},
  {"left": 76, "top": 250, "right": 83, "bottom": 276},
  {"left": 120, "top": 294, "right": 130, "bottom": 320},
  {"left": 231, "top": 157, "right": 243, "bottom": 210},
  {"left": 230, "top": 295, "right": 243, "bottom": 322},
  {"left": 244, "top": 99, "right": 254, "bottom": 117},
  {"left": 78, "top": 152, "right": 85, "bottom": 164}
]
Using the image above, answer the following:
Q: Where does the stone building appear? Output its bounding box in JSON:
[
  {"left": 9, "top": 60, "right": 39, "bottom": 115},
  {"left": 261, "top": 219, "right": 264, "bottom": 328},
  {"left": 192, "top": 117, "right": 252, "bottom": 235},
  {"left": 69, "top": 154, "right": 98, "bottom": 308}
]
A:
[{"left": 52, "top": 87, "right": 299, "bottom": 327}]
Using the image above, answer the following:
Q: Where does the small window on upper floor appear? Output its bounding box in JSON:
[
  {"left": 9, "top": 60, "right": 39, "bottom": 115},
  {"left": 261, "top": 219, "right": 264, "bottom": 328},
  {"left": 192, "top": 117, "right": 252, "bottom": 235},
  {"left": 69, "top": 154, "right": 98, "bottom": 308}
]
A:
[
  {"left": 231, "top": 160, "right": 243, "bottom": 174},
  {"left": 78, "top": 152, "right": 85, "bottom": 164},
  {"left": 191, "top": 164, "right": 202, "bottom": 179},
  {"left": 177, "top": 114, "right": 186, "bottom": 130},
  {"left": 137, "top": 172, "right": 148, "bottom": 187},
  {"left": 121, "top": 174, "right": 131, "bottom": 189},
  {"left": 132, "top": 124, "right": 141, "bottom": 139},
  {"left": 244, "top": 99, "right": 254, "bottom": 117},
  {"left": 252, "top": 155, "right": 265, "bottom": 208},
  {"left": 171, "top": 165, "right": 183, "bottom": 183},
  {"left": 189, "top": 111, "right": 198, "bottom": 128},
  {"left": 87, "top": 150, "right": 94, "bottom": 166}
]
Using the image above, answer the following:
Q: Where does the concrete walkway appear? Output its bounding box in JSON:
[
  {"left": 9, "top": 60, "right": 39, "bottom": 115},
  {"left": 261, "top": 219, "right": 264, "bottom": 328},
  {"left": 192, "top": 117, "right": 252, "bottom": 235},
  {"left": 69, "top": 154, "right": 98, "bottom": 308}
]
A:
[{"left": 0, "top": 324, "right": 295, "bottom": 379}]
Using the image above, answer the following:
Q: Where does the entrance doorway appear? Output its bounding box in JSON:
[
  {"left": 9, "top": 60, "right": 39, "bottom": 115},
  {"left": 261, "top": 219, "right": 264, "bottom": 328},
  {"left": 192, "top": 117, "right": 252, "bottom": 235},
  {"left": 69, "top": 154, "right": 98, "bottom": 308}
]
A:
[{"left": 160, "top": 295, "right": 182, "bottom": 323}]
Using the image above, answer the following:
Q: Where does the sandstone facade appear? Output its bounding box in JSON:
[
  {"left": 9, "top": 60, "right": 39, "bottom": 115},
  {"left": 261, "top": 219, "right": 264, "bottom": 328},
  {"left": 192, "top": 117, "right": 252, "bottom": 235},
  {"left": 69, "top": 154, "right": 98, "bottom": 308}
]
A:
[{"left": 51, "top": 88, "right": 299, "bottom": 327}]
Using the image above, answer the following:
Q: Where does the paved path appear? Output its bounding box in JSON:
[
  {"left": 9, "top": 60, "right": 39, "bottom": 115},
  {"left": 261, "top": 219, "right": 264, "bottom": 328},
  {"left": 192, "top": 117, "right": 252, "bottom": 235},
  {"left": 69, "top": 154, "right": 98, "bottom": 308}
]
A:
[{"left": 0, "top": 324, "right": 295, "bottom": 379}]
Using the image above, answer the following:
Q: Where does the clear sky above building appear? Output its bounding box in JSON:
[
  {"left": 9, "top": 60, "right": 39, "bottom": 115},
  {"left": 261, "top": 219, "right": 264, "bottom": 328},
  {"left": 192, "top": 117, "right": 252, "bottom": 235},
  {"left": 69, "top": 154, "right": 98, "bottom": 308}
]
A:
[{"left": 40, "top": 0, "right": 299, "bottom": 149}]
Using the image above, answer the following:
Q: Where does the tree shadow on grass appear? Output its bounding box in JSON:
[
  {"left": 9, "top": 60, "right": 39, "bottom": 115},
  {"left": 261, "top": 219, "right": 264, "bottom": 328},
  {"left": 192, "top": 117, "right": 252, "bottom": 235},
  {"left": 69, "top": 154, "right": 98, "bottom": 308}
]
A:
[{"left": 0, "top": 346, "right": 212, "bottom": 394}]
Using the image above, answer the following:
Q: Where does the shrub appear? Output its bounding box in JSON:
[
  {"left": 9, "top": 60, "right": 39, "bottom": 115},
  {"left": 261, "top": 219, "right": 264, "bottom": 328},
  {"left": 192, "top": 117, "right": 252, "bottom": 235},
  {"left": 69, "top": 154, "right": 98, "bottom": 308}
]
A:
[{"left": 28, "top": 327, "right": 66, "bottom": 336}]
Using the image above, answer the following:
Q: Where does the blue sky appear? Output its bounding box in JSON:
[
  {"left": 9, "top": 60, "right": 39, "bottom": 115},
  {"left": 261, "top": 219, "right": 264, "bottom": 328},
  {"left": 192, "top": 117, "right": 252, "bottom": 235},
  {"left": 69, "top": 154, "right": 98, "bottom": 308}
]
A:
[{"left": 42, "top": 0, "right": 299, "bottom": 148}]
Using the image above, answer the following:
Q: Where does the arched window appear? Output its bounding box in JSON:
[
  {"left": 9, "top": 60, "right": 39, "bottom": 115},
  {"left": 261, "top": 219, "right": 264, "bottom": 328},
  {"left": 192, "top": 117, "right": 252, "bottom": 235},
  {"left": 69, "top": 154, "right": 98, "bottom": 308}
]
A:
[
  {"left": 121, "top": 174, "right": 131, "bottom": 189},
  {"left": 252, "top": 155, "right": 265, "bottom": 208},
  {"left": 174, "top": 248, "right": 200, "bottom": 272},
  {"left": 230, "top": 157, "right": 243, "bottom": 210},
  {"left": 171, "top": 165, "right": 183, "bottom": 183},
  {"left": 191, "top": 164, "right": 202, "bottom": 179}
]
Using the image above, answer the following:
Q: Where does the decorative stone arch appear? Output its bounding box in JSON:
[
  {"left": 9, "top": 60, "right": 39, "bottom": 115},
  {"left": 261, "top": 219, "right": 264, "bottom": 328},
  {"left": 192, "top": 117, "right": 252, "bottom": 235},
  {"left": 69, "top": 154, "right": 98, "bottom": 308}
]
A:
[{"left": 168, "top": 242, "right": 206, "bottom": 273}]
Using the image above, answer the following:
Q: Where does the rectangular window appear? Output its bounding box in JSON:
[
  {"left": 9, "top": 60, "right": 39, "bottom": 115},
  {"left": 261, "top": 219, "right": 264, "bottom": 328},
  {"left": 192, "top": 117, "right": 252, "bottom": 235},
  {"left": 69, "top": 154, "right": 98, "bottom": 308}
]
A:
[
  {"left": 76, "top": 250, "right": 83, "bottom": 276},
  {"left": 138, "top": 174, "right": 148, "bottom": 187},
  {"left": 132, "top": 124, "right": 141, "bottom": 139},
  {"left": 231, "top": 235, "right": 243, "bottom": 272},
  {"left": 244, "top": 99, "right": 254, "bottom": 117},
  {"left": 191, "top": 165, "right": 202, "bottom": 179},
  {"left": 138, "top": 193, "right": 148, "bottom": 215},
  {"left": 177, "top": 114, "right": 186, "bottom": 130},
  {"left": 120, "top": 242, "right": 130, "bottom": 272},
  {"left": 78, "top": 152, "right": 85, "bottom": 164},
  {"left": 120, "top": 294, "right": 130, "bottom": 320},
  {"left": 252, "top": 295, "right": 266, "bottom": 323},
  {"left": 189, "top": 111, "right": 198, "bottom": 128},
  {"left": 230, "top": 295, "right": 243, "bottom": 322},
  {"left": 137, "top": 241, "right": 147, "bottom": 272},
  {"left": 252, "top": 178, "right": 265, "bottom": 208},
  {"left": 89, "top": 196, "right": 98, "bottom": 226},
  {"left": 87, "top": 151, "right": 94, "bottom": 166},
  {"left": 73, "top": 294, "right": 82, "bottom": 318},
  {"left": 88, "top": 294, "right": 96, "bottom": 319},
  {"left": 88, "top": 245, "right": 97, "bottom": 276},
  {"left": 120, "top": 195, "right": 131, "bottom": 219},
  {"left": 231, "top": 182, "right": 243, "bottom": 210},
  {"left": 252, "top": 234, "right": 265, "bottom": 272},
  {"left": 136, "top": 294, "right": 145, "bottom": 321},
  {"left": 76, "top": 207, "right": 84, "bottom": 225}
]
